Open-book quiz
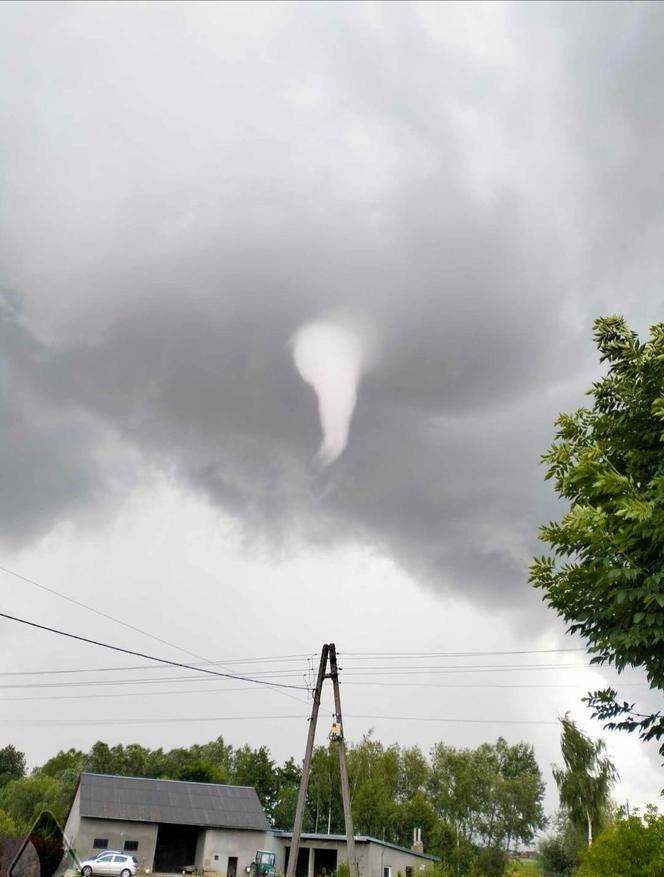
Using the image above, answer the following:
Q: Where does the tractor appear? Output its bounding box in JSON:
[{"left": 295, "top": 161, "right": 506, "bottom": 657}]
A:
[{"left": 245, "top": 850, "right": 276, "bottom": 877}]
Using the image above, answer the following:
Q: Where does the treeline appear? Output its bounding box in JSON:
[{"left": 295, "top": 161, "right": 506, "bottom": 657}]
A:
[{"left": 0, "top": 734, "right": 546, "bottom": 877}]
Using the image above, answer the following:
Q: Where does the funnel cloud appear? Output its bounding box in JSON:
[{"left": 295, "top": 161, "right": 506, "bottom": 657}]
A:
[{"left": 292, "top": 321, "right": 366, "bottom": 467}]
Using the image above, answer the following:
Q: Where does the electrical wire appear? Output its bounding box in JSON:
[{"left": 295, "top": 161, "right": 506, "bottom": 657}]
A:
[
  {"left": 0, "top": 564, "right": 212, "bottom": 664},
  {"left": 0, "top": 714, "right": 308, "bottom": 726},
  {"left": 0, "top": 673, "right": 306, "bottom": 689},
  {"left": 0, "top": 611, "right": 309, "bottom": 691},
  {"left": 0, "top": 712, "right": 560, "bottom": 727},
  {"left": 346, "top": 714, "right": 560, "bottom": 726},
  {"left": 0, "top": 563, "right": 312, "bottom": 706},
  {"left": 340, "top": 648, "right": 587, "bottom": 657},
  {"left": 0, "top": 678, "right": 648, "bottom": 704},
  {"left": 0, "top": 656, "right": 313, "bottom": 677}
]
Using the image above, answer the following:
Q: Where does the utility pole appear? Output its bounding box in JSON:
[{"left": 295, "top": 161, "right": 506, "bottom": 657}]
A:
[
  {"left": 328, "top": 643, "right": 359, "bottom": 877},
  {"left": 287, "top": 644, "right": 359, "bottom": 877},
  {"left": 287, "top": 644, "right": 329, "bottom": 877}
]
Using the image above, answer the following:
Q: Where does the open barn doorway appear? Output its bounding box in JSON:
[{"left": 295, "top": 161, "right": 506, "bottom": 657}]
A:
[{"left": 154, "top": 824, "right": 200, "bottom": 873}]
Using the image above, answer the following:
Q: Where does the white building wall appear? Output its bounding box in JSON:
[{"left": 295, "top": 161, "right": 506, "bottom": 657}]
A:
[
  {"left": 274, "top": 838, "right": 433, "bottom": 877},
  {"left": 366, "top": 844, "right": 432, "bottom": 877},
  {"left": 200, "top": 828, "right": 274, "bottom": 876},
  {"left": 71, "top": 817, "right": 159, "bottom": 872},
  {"left": 63, "top": 787, "right": 82, "bottom": 861}
]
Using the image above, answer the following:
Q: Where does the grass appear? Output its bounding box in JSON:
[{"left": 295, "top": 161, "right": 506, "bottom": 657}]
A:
[{"left": 506, "top": 860, "right": 543, "bottom": 877}]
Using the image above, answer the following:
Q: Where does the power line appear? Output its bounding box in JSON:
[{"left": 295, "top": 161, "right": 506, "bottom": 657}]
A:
[
  {"left": 0, "top": 564, "right": 211, "bottom": 664},
  {"left": 343, "top": 680, "right": 648, "bottom": 689},
  {"left": 0, "top": 712, "right": 560, "bottom": 728},
  {"left": 0, "top": 564, "right": 312, "bottom": 706},
  {"left": 0, "top": 611, "right": 309, "bottom": 691},
  {"left": 341, "top": 648, "right": 587, "bottom": 657},
  {"left": 337, "top": 662, "right": 593, "bottom": 671},
  {"left": 334, "top": 665, "right": 597, "bottom": 676},
  {"left": 346, "top": 714, "right": 560, "bottom": 726},
  {"left": 0, "top": 674, "right": 645, "bottom": 697},
  {"left": 0, "top": 685, "right": 264, "bottom": 702},
  {"left": 0, "top": 665, "right": 616, "bottom": 690},
  {"left": 0, "top": 714, "right": 308, "bottom": 727},
  {"left": 0, "top": 659, "right": 589, "bottom": 678},
  {"left": 0, "top": 655, "right": 313, "bottom": 677},
  {"left": 0, "top": 670, "right": 641, "bottom": 692},
  {"left": 0, "top": 666, "right": 635, "bottom": 691},
  {"left": 0, "top": 671, "right": 310, "bottom": 689}
]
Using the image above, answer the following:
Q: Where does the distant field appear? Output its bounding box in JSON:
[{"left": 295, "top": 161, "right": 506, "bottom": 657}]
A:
[{"left": 507, "top": 860, "right": 543, "bottom": 877}]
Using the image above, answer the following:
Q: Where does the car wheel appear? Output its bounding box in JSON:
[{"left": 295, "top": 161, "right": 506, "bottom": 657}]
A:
[
  {"left": 82, "top": 868, "right": 93, "bottom": 876},
  {"left": 121, "top": 870, "right": 131, "bottom": 877}
]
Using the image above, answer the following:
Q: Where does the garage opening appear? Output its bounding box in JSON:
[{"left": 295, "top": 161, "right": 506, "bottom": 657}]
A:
[
  {"left": 153, "top": 824, "right": 200, "bottom": 873},
  {"left": 313, "top": 849, "right": 337, "bottom": 876},
  {"left": 284, "top": 847, "right": 309, "bottom": 877}
]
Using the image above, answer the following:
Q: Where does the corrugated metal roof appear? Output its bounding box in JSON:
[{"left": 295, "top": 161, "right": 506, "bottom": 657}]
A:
[
  {"left": 271, "top": 832, "right": 438, "bottom": 861},
  {"left": 79, "top": 773, "right": 270, "bottom": 831}
]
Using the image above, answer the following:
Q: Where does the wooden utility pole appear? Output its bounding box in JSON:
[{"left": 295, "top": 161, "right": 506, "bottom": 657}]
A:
[
  {"left": 328, "top": 643, "right": 359, "bottom": 877},
  {"left": 287, "top": 644, "right": 359, "bottom": 877},
  {"left": 287, "top": 644, "right": 329, "bottom": 877}
]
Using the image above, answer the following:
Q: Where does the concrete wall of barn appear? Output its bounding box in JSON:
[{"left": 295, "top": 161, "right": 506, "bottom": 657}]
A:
[
  {"left": 64, "top": 787, "right": 82, "bottom": 858},
  {"left": 365, "top": 843, "right": 431, "bottom": 877},
  {"left": 200, "top": 828, "right": 273, "bottom": 876},
  {"left": 273, "top": 838, "right": 433, "bottom": 877},
  {"left": 71, "top": 817, "right": 159, "bottom": 872}
]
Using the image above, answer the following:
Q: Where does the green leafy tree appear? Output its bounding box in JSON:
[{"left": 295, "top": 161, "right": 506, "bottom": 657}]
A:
[
  {"left": 230, "top": 745, "right": 278, "bottom": 821},
  {"left": 492, "top": 739, "right": 546, "bottom": 852},
  {"left": 0, "top": 745, "right": 26, "bottom": 788},
  {"left": 552, "top": 715, "right": 617, "bottom": 847},
  {"left": 82, "top": 742, "right": 118, "bottom": 775},
  {"left": 0, "top": 775, "right": 72, "bottom": 830},
  {"left": 37, "top": 749, "right": 85, "bottom": 778},
  {"left": 347, "top": 736, "right": 400, "bottom": 839},
  {"left": 398, "top": 747, "right": 430, "bottom": 801},
  {"left": 192, "top": 737, "right": 234, "bottom": 777},
  {"left": 428, "top": 744, "right": 481, "bottom": 842},
  {"left": 175, "top": 760, "right": 226, "bottom": 784},
  {"left": 272, "top": 758, "right": 301, "bottom": 830},
  {"left": 307, "top": 744, "right": 342, "bottom": 834},
  {"left": 393, "top": 792, "right": 438, "bottom": 851},
  {"left": 428, "top": 739, "right": 545, "bottom": 856},
  {"left": 530, "top": 316, "right": 664, "bottom": 753},
  {"left": 577, "top": 806, "right": 664, "bottom": 877}
]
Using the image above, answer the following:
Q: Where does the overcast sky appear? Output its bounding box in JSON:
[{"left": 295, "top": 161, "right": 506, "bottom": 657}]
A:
[{"left": 1, "top": 0, "right": 663, "bottom": 821}]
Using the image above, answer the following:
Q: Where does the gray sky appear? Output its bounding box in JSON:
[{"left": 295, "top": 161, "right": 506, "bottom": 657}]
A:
[{"left": 0, "top": 0, "right": 662, "bottom": 819}]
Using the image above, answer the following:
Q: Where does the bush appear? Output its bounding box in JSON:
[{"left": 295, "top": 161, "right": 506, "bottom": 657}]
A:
[
  {"left": 577, "top": 807, "right": 664, "bottom": 877},
  {"left": 0, "top": 809, "right": 18, "bottom": 838},
  {"left": 537, "top": 812, "right": 584, "bottom": 877},
  {"left": 475, "top": 846, "right": 508, "bottom": 877}
]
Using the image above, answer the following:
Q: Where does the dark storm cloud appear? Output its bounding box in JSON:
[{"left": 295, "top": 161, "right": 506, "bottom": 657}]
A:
[
  {"left": 1, "top": 1, "right": 662, "bottom": 603},
  {"left": 0, "top": 296, "right": 116, "bottom": 544}
]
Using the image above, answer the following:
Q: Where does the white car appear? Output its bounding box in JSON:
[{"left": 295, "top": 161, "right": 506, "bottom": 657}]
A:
[{"left": 80, "top": 853, "right": 138, "bottom": 877}]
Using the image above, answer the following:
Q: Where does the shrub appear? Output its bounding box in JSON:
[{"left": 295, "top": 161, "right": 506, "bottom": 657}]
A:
[{"left": 577, "top": 807, "right": 664, "bottom": 877}]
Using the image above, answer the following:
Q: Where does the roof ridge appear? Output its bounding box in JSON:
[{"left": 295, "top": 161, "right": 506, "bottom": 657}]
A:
[{"left": 80, "top": 772, "right": 256, "bottom": 790}]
